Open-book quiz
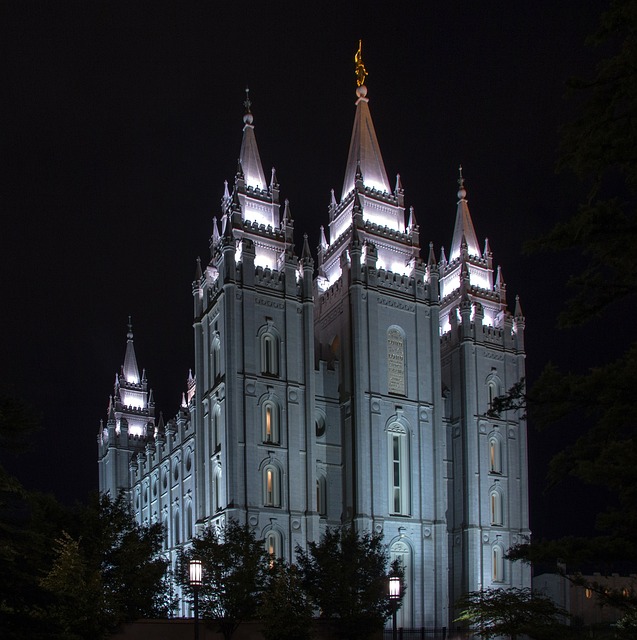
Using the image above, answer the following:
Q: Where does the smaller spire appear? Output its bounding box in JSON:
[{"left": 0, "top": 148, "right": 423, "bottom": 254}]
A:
[
  {"left": 148, "top": 388, "right": 155, "bottom": 406},
  {"left": 427, "top": 241, "right": 437, "bottom": 267},
  {"left": 301, "top": 233, "right": 312, "bottom": 262},
  {"left": 195, "top": 256, "right": 203, "bottom": 281},
  {"left": 319, "top": 225, "right": 328, "bottom": 249},
  {"left": 484, "top": 237, "right": 492, "bottom": 256},
  {"left": 330, "top": 188, "right": 337, "bottom": 208},
  {"left": 514, "top": 294, "right": 523, "bottom": 318},
  {"left": 223, "top": 180, "right": 230, "bottom": 201},
  {"left": 408, "top": 206, "right": 417, "bottom": 230},
  {"left": 283, "top": 198, "right": 293, "bottom": 223},
  {"left": 457, "top": 164, "right": 466, "bottom": 198},
  {"left": 395, "top": 173, "right": 403, "bottom": 194},
  {"left": 270, "top": 166, "right": 278, "bottom": 189},
  {"left": 212, "top": 216, "right": 220, "bottom": 244},
  {"left": 440, "top": 246, "right": 448, "bottom": 266},
  {"left": 495, "top": 265, "right": 503, "bottom": 287},
  {"left": 181, "top": 392, "right": 187, "bottom": 408}
]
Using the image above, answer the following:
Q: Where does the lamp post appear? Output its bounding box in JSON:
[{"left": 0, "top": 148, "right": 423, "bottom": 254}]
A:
[
  {"left": 189, "top": 559, "right": 203, "bottom": 640},
  {"left": 388, "top": 575, "right": 401, "bottom": 640}
]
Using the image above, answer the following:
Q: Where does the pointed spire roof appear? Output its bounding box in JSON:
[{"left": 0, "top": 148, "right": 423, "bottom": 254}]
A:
[
  {"left": 301, "top": 233, "right": 312, "bottom": 262},
  {"left": 450, "top": 166, "right": 481, "bottom": 261},
  {"left": 122, "top": 317, "right": 140, "bottom": 384},
  {"left": 239, "top": 88, "right": 267, "bottom": 190},
  {"left": 319, "top": 225, "right": 328, "bottom": 249},
  {"left": 341, "top": 46, "right": 391, "bottom": 199}
]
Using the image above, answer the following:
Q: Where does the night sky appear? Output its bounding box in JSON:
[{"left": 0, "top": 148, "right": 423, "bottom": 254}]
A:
[{"left": 1, "top": 1, "right": 614, "bottom": 541}]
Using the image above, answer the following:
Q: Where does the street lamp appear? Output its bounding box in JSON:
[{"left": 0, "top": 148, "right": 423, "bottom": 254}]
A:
[
  {"left": 189, "top": 559, "right": 203, "bottom": 640},
  {"left": 388, "top": 576, "right": 401, "bottom": 640}
]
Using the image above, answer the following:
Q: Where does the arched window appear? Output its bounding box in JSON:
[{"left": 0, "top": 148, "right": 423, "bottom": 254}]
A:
[
  {"left": 490, "top": 488, "right": 503, "bottom": 526},
  {"left": 264, "top": 530, "right": 282, "bottom": 559},
  {"left": 262, "top": 400, "right": 279, "bottom": 444},
  {"left": 212, "top": 465, "right": 223, "bottom": 512},
  {"left": 486, "top": 375, "right": 501, "bottom": 412},
  {"left": 316, "top": 475, "right": 327, "bottom": 516},
  {"left": 163, "top": 515, "right": 169, "bottom": 550},
  {"left": 260, "top": 331, "right": 279, "bottom": 376},
  {"left": 492, "top": 545, "right": 504, "bottom": 582},
  {"left": 212, "top": 406, "right": 222, "bottom": 452},
  {"left": 211, "top": 335, "right": 221, "bottom": 383},
  {"left": 173, "top": 509, "right": 180, "bottom": 545},
  {"left": 387, "top": 327, "right": 406, "bottom": 395},
  {"left": 387, "top": 422, "right": 410, "bottom": 516},
  {"left": 186, "top": 502, "right": 193, "bottom": 540},
  {"left": 390, "top": 540, "right": 412, "bottom": 627},
  {"left": 489, "top": 436, "right": 502, "bottom": 474},
  {"left": 263, "top": 465, "right": 281, "bottom": 507}
]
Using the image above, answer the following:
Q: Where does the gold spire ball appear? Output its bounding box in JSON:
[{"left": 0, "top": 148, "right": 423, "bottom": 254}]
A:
[{"left": 354, "top": 40, "right": 368, "bottom": 97}]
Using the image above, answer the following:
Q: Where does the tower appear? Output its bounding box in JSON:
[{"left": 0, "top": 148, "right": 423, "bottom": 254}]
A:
[{"left": 97, "top": 48, "right": 530, "bottom": 627}]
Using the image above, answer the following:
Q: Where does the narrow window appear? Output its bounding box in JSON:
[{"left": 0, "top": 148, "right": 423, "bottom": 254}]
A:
[
  {"left": 186, "top": 502, "right": 193, "bottom": 540},
  {"left": 490, "top": 489, "right": 503, "bottom": 526},
  {"left": 173, "top": 510, "right": 180, "bottom": 545},
  {"left": 211, "top": 337, "right": 221, "bottom": 383},
  {"left": 213, "top": 407, "right": 221, "bottom": 452},
  {"left": 265, "top": 530, "right": 281, "bottom": 562},
  {"left": 261, "top": 333, "right": 279, "bottom": 376},
  {"left": 492, "top": 545, "right": 504, "bottom": 582},
  {"left": 388, "top": 424, "right": 410, "bottom": 516},
  {"left": 262, "top": 401, "right": 279, "bottom": 444},
  {"left": 489, "top": 437, "right": 501, "bottom": 474},
  {"left": 317, "top": 475, "right": 327, "bottom": 516},
  {"left": 264, "top": 466, "right": 280, "bottom": 507}
]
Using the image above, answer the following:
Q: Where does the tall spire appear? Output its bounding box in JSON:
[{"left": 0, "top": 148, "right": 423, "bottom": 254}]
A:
[
  {"left": 122, "top": 317, "right": 140, "bottom": 384},
  {"left": 449, "top": 166, "right": 481, "bottom": 261},
  {"left": 341, "top": 42, "right": 391, "bottom": 199},
  {"left": 238, "top": 88, "right": 267, "bottom": 190}
]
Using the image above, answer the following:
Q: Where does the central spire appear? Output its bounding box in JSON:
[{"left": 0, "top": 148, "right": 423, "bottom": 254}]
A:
[
  {"left": 238, "top": 87, "right": 267, "bottom": 190},
  {"left": 341, "top": 42, "right": 391, "bottom": 199}
]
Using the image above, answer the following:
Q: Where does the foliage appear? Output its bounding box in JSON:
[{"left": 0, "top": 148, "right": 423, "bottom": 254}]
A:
[
  {"left": 258, "top": 560, "right": 314, "bottom": 640},
  {"left": 504, "top": 0, "right": 637, "bottom": 621},
  {"left": 295, "top": 526, "right": 403, "bottom": 640},
  {"left": 454, "top": 587, "right": 570, "bottom": 640},
  {"left": 176, "top": 519, "right": 269, "bottom": 640},
  {"left": 40, "top": 492, "right": 172, "bottom": 639}
]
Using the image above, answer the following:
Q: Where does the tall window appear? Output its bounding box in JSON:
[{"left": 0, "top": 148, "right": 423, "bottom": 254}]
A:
[
  {"left": 265, "top": 530, "right": 281, "bottom": 559},
  {"left": 262, "top": 400, "right": 279, "bottom": 444},
  {"left": 492, "top": 545, "right": 504, "bottom": 582},
  {"left": 316, "top": 475, "right": 327, "bottom": 516},
  {"left": 390, "top": 541, "right": 412, "bottom": 627},
  {"left": 173, "top": 509, "right": 180, "bottom": 545},
  {"left": 261, "top": 332, "right": 279, "bottom": 376},
  {"left": 486, "top": 375, "right": 501, "bottom": 411},
  {"left": 186, "top": 502, "right": 193, "bottom": 540},
  {"left": 489, "top": 436, "right": 502, "bottom": 474},
  {"left": 213, "top": 406, "right": 222, "bottom": 452},
  {"left": 387, "top": 327, "right": 406, "bottom": 395},
  {"left": 490, "top": 488, "right": 503, "bottom": 526},
  {"left": 388, "top": 423, "right": 410, "bottom": 516},
  {"left": 212, "top": 465, "right": 222, "bottom": 512},
  {"left": 264, "top": 465, "right": 281, "bottom": 507},
  {"left": 211, "top": 336, "right": 221, "bottom": 383}
]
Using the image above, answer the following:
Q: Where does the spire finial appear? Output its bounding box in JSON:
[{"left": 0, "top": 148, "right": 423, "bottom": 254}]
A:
[
  {"left": 243, "top": 87, "right": 253, "bottom": 125},
  {"left": 127, "top": 316, "right": 133, "bottom": 341},
  {"left": 457, "top": 165, "right": 466, "bottom": 200},
  {"left": 354, "top": 40, "right": 368, "bottom": 91}
]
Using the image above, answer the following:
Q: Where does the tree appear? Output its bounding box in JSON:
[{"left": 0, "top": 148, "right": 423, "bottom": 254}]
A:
[
  {"left": 454, "top": 587, "right": 570, "bottom": 640},
  {"left": 501, "top": 0, "right": 637, "bottom": 623},
  {"left": 40, "top": 492, "right": 172, "bottom": 639},
  {"left": 295, "top": 526, "right": 403, "bottom": 640},
  {"left": 258, "top": 560, "right": 314, "bottom": 640},
  {"left": 176, "top": 519, "right": 269, "bottom": 640}
]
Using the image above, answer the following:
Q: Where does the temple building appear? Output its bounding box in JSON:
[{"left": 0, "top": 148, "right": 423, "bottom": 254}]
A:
[{"left": 97, "top": 51, "right": 530, "bottom": 626}]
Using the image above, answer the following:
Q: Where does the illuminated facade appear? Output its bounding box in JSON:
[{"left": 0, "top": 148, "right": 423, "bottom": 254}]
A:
[{"left": 98, "top": 75, "right": 530, "bottom": 626}]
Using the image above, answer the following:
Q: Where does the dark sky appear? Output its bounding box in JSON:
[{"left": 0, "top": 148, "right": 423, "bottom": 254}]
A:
[{"left": 1, "top": 1, "right": 614, "bottom": 541}]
